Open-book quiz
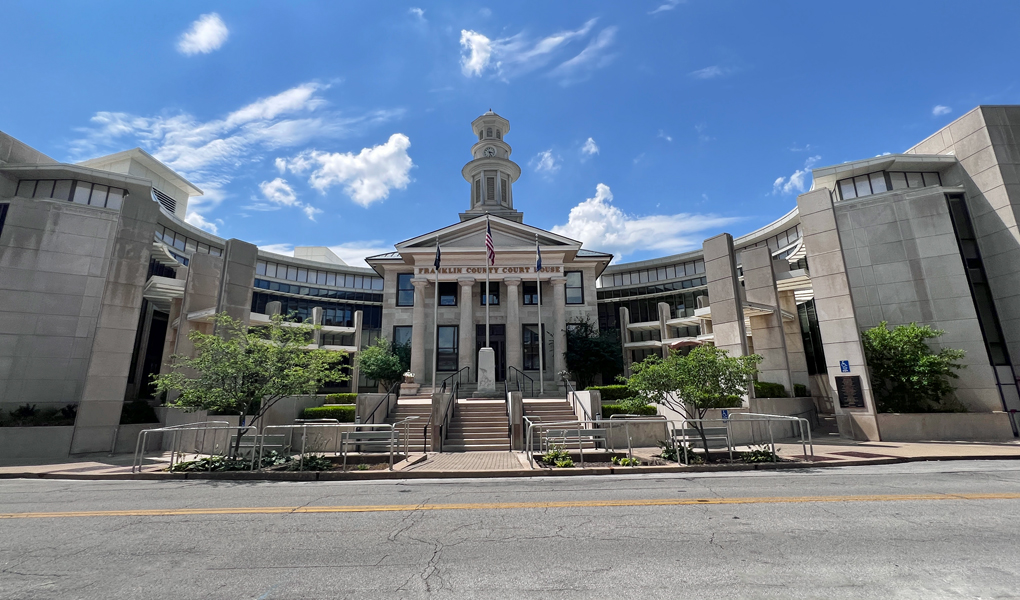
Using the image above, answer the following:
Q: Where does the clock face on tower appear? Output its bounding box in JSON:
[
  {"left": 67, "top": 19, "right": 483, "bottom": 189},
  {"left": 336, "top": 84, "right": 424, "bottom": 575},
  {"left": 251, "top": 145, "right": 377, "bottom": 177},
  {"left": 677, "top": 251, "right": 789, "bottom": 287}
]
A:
[{"left": 483, "top": 146, "right": 497, "bottom": 157}]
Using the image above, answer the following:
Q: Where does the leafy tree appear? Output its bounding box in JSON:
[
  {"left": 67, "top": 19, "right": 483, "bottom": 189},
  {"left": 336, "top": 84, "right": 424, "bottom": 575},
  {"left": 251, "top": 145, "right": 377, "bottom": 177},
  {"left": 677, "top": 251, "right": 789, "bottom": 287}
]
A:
[
  {"left": 861, "top": 321, "right": 966, "bottom": 413},
  {"left": 564, "top": 318, "right": 624, "bottom": 389},
  {"left": 356, "top": 338, "right": 406, "bottom": 390},
  {"left": 153, "top": 313, "right": 348, "bottom": 456},
  {"left": 391, "top": 340, "right": 412, "bottom": 374},
  {"left": 626, "top": 345, "right": 761, "bottom": 456}
]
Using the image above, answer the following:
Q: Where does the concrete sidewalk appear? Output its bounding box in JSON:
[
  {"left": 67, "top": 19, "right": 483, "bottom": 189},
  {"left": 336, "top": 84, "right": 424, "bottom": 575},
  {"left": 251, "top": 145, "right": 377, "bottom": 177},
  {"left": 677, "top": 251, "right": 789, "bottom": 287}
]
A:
[{"left": 1, "top": 437, "right": 1019, "bottom": 480}]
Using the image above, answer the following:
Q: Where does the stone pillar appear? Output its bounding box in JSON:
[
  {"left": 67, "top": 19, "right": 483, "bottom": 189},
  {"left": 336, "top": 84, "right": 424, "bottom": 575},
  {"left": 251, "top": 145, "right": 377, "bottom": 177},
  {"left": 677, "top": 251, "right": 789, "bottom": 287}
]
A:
[
  {"left": 704, "top": 233, "right": 748, "bottom": 359},
  {"left": 311, "top": 306, "right": 323, "bottom": 346},
  {"left": 551, "top": 277, "right": 567, "bottom": 380},
  {"left": 742, "top": 246, "right": 793, "bottom": 396},
  {"left": 619, "top": 306, "right": 632, "bottom": 377},
  {"left": 350, "top": 310, "right": 363, "bottom": 393},
  {"left": 505, "top": 277, "right": 523, "bottom": 377},
  {"left": 409, "top": 278, "right": 429, "bottom": 382},
  {"left": 797, "top": 188, "right": 879, "bottom": 440},
  {"left": 779, "top": 290, "right": 810, "bottom": 391},
  {"left": 458, "top": 278, "right": 475, "bottom": 381},
  {"left": 657, "top": 301, "right": 671, "bottom": 358}
]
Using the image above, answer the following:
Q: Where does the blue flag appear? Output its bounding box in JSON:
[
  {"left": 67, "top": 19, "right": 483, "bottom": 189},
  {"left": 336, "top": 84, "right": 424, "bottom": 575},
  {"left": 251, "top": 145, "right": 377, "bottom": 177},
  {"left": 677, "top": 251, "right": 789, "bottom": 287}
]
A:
[{"left": 536, "top": 237, "right": 542, "bottom": 271}]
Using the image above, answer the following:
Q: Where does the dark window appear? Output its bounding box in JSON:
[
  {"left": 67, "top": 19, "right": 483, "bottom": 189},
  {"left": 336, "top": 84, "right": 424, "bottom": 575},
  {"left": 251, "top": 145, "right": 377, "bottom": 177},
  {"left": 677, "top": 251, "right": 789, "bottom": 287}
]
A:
[
  {"left": 565, "top": 271, "right": 584, "bottom": 304},
  {"left": 439, "top": 282, "right": 458, "bottom": 306},
  {"left": 523, "top": 281, "right": 539, "bottom": 305},
  {"left": 0, "top": 204, "right": 9, "bottom": 239},
  {"left": 523, "top": 324, "right": 545, "bottom": 370},
  {"left": 393, "top": 325, "right": 412, "bottom": 347},
  {"left": 397, "top": 274, "right": 414, "bottom": 306},
  {"left": 437, "top": 326, "right": 458, "bottom": 371},
  {"left": 481, "top": 282, "right": 499, "bottom": 306}
]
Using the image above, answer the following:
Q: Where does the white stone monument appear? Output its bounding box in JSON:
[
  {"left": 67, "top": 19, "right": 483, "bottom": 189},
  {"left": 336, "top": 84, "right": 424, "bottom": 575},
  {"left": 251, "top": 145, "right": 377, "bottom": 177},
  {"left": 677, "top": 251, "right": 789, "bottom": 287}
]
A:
[{"left": 477, "top": 347, "right": 496, "bottom": 392}]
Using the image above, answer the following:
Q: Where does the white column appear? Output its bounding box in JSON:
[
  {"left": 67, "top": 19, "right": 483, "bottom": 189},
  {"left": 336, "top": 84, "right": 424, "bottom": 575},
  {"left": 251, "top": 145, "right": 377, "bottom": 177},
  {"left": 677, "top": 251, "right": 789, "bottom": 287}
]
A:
[
  {"left": 551, "top": 276, "right": 567, "bottom": 380},
  {"left": 504, "top": 277, "right": 522, "bottom": 377},
  {"left": 409, "top": 278, "right": 429, "bottom": 381},
  {"left": 458, "top": 277, "right": 475, "bottom": 381}
]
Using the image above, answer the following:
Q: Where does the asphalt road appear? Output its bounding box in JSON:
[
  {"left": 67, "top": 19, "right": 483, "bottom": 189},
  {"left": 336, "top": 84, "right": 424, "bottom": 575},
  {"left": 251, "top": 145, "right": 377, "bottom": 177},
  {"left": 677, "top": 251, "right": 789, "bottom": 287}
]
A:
[{"left": 2, "top": 460, "right": 1019, "bottom": 600}]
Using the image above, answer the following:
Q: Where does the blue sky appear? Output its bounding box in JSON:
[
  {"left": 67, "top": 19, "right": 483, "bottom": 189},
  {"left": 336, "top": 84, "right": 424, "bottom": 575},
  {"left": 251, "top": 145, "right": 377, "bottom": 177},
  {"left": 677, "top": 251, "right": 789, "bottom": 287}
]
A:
[{"left": 3, "top": 1, "right": 1019, "bottom": 266}]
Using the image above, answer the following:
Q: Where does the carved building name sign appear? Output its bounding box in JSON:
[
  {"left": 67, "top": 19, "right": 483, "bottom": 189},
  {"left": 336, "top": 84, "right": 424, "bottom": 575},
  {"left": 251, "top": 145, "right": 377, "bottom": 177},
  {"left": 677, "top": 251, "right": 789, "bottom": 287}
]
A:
[{"left": 416, "top": 266, "right": 562, "bottom": 275}]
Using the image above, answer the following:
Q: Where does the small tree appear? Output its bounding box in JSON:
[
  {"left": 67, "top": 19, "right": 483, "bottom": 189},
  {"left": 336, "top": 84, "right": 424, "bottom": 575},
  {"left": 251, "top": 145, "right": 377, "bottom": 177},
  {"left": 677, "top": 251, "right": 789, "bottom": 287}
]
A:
[
  {"left": 627, "top": 345, "right": 761, "bottom": 456},
  {"left": 356, "top": 338, "right": 406, "bottom": 390},
  {"left": 564, "top": 318, "right": 624, "bottom": 389},
  {"left": 862, "top": 321, "right": 966, "bottom": 413},
  {"left": 153, "top": 313, "right": 347, "bottom": 456}
]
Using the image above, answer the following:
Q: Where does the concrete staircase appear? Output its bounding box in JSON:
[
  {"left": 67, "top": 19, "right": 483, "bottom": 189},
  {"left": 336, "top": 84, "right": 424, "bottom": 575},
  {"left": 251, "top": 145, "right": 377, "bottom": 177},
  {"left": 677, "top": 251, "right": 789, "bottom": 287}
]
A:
[
  {"left": 387, "top": 400, "right": 432, "bottom": 453},
  {"left": 442, "top": 400, "right": 510, "bottom": 452}
]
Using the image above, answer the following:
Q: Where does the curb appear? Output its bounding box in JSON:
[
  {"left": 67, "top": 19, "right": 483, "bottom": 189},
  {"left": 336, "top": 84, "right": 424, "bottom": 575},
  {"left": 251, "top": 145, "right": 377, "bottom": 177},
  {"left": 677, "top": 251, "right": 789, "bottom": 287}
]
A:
[{"left": 1, "top": 453, "right": 1018, "bottom": 481}]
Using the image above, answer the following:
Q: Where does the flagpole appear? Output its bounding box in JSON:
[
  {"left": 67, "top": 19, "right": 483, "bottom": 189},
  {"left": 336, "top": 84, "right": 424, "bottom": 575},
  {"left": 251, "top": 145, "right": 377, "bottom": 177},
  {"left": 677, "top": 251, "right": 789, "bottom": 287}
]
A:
[
  {"left": 536, "top": 233, "right": 544, "bottom": 395},
  {"left": 432, "top": 236, "right": 439, "bottom": 393},
  {"left": 485, "top": 214, "right": 491, "bottom": 348}
]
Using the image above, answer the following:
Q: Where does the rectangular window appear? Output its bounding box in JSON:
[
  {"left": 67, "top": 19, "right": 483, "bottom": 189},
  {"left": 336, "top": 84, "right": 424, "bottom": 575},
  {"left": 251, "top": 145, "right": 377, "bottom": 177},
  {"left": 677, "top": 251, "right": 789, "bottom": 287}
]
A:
[
  {"left": 185, "top": 238, "right": 197, "bottom": 253},
  {"left": 393, "top": 325, "right": 413, "bottom": 347},
  {"left": 437, "top": 326, "right": 458, "bottom": 371},
  {"left": 613, "top": 273, "right": 622, "bottom": 287},
  {"left": 481, "top": 282, "right": 499, "bottom": 305},
  {"left": 694, "top": 260, "right": 705, "bottom": 274},
  {"left": 316, "top": 271, "right": 327, "bottom": 285},
  {"left": 106, "top": 187, "right": 124, "bottom": 210},
  {"left": 923, "top": 172, "right": 941, "bottom": 187},
  {"left": 523, "top": 324, "right": 544, "bottom": 370},
  {"left": 565, "top": 271, "right": 584, "bottom": 304},
  {"left": 326, "top": 273, "right": 336, "bottom": 286},
  {"left": 297, "top": 268, "right": 308, "bottom": 283},
  {"left": 72, "top": 182, "right": 92, "bottom": 204},
  {"left": 397, "top": 273, "right": 414, "bottom": 306},
  {"left": 372, "top": 277, "right": 384, "bottom": 290},
  {"left": 256, "top": 261, "right": 267, "bottom": 276},
  {"left": 869, "top": 172, "right": 888, "bottom": 194},
  {"left": 0, "top": 204, "right": 9, "bottom": 239},
  {"left": 34, "top": 180, "right": 54, "bottom": 199},
  {"left": 500, "top": 178, "right": 508, "bottom": 204},
  {"left": 474, "top": 179, "right": 481, "bottom": 205},
  {"left": 622, "top": 272, "right": 632, "bottom": 285},
  {"left": 523, "top": 281, "right": 539, "bottom": 305},
  {"left": 906, "top": 172, "right": 924, "bottom": 188},
  {"left": 487, "top": 177, "right": 495, "bottom": 202},
  {"left": 888, "top": 172, "right": 907, "bottom": 190},
  {"left": 839, "top": 179, "right": 857, "bottom": 200},
  {"left": 16, "top": 180, "right": 35, "bottom": 198},
  {"left": 89, "top": 184, "right": 109, "bottom": 207},
  {"left": 439, "top": 282, "right": 458, "bottom": 306},
  {"left": 52, "top": 180, "right": 73, "bottom": 201},
  {"left": 853, "top": 175, "right": 871, "bottom": 198},
  {"left": 265, "top": 262, "right": 277, "bottom": 278}
]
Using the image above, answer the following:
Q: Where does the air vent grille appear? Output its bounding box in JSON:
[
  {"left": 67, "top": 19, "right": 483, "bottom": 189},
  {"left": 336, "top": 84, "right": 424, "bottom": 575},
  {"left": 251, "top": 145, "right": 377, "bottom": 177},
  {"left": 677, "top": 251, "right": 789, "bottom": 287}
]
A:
[{"left": 152, "top": 188, "right": 176, "bottom": 213}]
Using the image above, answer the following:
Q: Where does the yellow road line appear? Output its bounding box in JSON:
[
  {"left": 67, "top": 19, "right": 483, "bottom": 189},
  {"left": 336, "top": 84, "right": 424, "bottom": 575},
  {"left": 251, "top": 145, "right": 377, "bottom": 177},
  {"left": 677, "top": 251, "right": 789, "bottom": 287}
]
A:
[{"left": 2, "top": 493, "right": 1019, "bottom": 519}]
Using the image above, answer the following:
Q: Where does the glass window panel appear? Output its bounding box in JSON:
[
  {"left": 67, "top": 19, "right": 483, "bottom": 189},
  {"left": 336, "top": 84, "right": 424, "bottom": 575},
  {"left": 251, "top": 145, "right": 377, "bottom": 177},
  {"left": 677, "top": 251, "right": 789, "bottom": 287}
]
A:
[
  {"left": 565, "top": 271, "right": 583, "bottom": 304},
  {"left": 622, "top": 272, "right": 631, "bottom": 285},
  {"left": 869, "top": 172, "right": 888, "bottom": 194},
  {"left": 197, "top": 243, "right": 208, "bottom": 253},
  {"left": 393, "top": 326, "right": 413, "bottom": 346},
  {"left": 16, "top": 180, "right": 36, "bottom": 198},
  {"left": 923, "top": 172, "right": 941, "bottom": 187},
  {"left": 839, "top": 179, "right": 857, "bottom": 200},
  {"left": 657, "top": 267, "right": 667, "bottom": 280},
  {"left": 52, "top": 180, "right": 72, "bottom": 201},
  {"left": 342, "top": 274, "right": 353, "bottom": 288},
  {"left": 613, "top": 274, "right": 622, "bottom": 286},
  {"left": 372, "top": 277, "right": 384, "bottom": 290},
  {"left": 397, "top": 273, "right": 414, "bottom": 306},
  {"left": 326, "top": 273, "right": 336, "bottom": 286},
  {"left": 354, "top": 275, "right": 363, "bottom": 289},
  {"left": 172, "top": 233, "right": 186, "bottom": 251},
  {"left": 854, "top": 175, "right": 872, "bottom": 197},
  {"left": 210, "top": 247, "right": 222, "bottom": 257},
  {"left": 266, "top": 262, "right": 277, "bottom": 278},
  {"left": 437, "top": 326, "right": 458, "bottom": 371},
  {"left": 906, "top": 172, "right": 924, "bottom": 188},
  {"left": 695, "top": 260, "right": 705, "bottom": 274},
  {"left": 256, "top": 261, "right": 267, "bottom": 276},
  {"left": 72, "top": 182, "right": 92, "bottom": 204},
  {"left": 638, "top": 270, "right": 648, "bottom": 283},
  {"left": 889, "top": 172, "right": 908, "bottom": 190},
  {"left": 105, "top": 187, "right": 124, "bottom": 210},
  {"left": 287, "top": 266, "right": 298, "bottom": 281},
  {"left": 185, "top": 239, "right": 197, "bottom": 253},
  {"left": 34, "top": 180, "right": 54, "bottom": 199},
  {"left": 297, "top": 268, "right": 308, "bottom": 283},
  {"left": 316, "top": 271, "right": 327, "bottom": 285},
  {"left": 89, "top": 184, "right": 108, "bottom": 207}
]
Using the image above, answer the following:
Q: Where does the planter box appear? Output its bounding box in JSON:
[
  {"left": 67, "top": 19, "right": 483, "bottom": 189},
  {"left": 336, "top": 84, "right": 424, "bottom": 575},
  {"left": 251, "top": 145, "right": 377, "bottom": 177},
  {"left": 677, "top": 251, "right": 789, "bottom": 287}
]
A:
[
  {"left": 877, "top": 412, "right": 1015, "bottom": 442},
  {"left": 0, "top": 426, "right": 74, "bottom": 461}
]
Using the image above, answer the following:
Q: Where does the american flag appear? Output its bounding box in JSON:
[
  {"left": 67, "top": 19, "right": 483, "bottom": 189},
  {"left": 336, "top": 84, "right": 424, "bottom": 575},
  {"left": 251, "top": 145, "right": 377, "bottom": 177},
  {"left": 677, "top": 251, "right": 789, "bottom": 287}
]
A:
[{"left": 485, "top": 219, "right": 495, "bottom": 266}]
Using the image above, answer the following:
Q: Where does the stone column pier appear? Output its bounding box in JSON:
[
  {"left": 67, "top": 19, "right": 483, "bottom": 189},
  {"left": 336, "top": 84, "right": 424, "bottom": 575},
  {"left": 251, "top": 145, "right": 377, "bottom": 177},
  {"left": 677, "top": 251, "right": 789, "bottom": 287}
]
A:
[
  {"left": 410, "top": 278, "right": 429, "bottom": 384},
  {"left": 742, "top": 246, "right": 793, "bottom": 395},
  {"left": 458, "top": 277, "right": 475, "bottom": 381},
  {"left": 505, "top": 277, "right": 523, "bottom": 377},
  {"left": 551, "top": 276, "right": 567, "bottom": 381}
]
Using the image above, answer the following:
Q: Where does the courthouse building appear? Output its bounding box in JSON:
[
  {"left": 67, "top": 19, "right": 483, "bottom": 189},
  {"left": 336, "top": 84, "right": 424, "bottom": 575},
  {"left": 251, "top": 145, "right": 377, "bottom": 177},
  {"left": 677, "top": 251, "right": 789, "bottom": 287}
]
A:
[{"left": 2, "top": 107, "right": 1020, "bottom": 457}]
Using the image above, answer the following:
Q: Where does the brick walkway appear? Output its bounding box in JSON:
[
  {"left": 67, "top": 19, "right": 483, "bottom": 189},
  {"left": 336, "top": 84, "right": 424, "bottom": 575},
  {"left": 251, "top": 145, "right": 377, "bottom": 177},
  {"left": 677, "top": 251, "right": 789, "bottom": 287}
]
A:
[{"left": 404, "top": 451, "right": 526, "bottom": 472}]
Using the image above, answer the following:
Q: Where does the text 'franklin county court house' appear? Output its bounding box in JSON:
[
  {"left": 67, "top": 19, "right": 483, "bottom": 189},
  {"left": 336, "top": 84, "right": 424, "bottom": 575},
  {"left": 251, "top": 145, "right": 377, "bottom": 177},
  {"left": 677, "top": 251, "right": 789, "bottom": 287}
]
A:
[{"left": 2, "top": 108, "right": 1020, "bottom": 457}]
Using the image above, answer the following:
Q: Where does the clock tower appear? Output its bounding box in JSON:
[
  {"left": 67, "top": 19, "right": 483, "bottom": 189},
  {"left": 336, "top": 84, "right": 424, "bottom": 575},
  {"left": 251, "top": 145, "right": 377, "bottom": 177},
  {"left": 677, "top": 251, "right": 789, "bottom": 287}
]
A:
[{"left": 460, "top": 110, "right": 524, "bottom": 223}]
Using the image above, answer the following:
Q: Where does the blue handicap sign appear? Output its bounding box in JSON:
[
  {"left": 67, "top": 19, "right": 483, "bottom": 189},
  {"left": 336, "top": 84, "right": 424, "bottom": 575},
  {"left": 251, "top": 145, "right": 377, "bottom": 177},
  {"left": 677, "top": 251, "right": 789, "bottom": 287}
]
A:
[
  {"left": 721, "top": 409, "right": 729, "bottom": 420},
  {"left": 840, "top": 360, "right": 850, "bottom": 373}
]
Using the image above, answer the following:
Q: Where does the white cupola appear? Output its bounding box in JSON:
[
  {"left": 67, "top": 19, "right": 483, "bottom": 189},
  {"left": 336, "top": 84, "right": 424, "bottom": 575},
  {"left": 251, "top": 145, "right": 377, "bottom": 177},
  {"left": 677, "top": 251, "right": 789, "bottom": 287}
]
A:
[{"left": 460, "top": 110, "right": 523, "bottom": 223}]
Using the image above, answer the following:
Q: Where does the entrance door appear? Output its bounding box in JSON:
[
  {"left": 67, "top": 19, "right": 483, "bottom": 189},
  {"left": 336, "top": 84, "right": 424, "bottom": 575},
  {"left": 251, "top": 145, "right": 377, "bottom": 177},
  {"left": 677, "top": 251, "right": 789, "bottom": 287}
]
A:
[{"left": 476, "top": 324, "right": 506, "bottom": 382}]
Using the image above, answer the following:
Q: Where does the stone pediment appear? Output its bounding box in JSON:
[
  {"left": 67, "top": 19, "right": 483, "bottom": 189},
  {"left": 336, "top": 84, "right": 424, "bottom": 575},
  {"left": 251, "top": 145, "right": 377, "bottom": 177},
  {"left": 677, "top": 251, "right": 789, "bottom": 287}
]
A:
[{"left": 396, "top": 214, "right": 579, "bottom": 252}]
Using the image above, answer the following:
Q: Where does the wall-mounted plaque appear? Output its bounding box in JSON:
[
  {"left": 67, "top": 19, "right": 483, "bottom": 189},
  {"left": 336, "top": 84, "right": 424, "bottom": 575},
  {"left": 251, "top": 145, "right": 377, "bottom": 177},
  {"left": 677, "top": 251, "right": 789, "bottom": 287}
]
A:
[{"left": 836, "top": 376, "right": 865, "bottom": 409}]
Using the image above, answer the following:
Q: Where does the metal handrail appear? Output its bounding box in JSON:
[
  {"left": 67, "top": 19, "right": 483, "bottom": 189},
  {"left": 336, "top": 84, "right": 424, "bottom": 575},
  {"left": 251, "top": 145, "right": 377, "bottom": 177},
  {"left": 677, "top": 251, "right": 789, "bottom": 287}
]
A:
[
  {"left": 132, "top": 421, "right": 232, "bottom": 472},
  {"left": 562, "top": 376, "right": 592, "bottom": 424},
  {"left": 365, "top": 381, "right": 402, "bottom": 424},
  {"left": 259, "top": 422, "right": 398, "bottom": 471},
  {"left": 438, "top": 366, "right": 470, "bottom": 395},
  {"left": 507, "top": 365, "right": 534, "bottom": 398},
  {"left": 725, "top": 412, "right": 814, "bottom": 460},
  {"left": 437, "top": 380, "right": 458, "bottom": 452}
]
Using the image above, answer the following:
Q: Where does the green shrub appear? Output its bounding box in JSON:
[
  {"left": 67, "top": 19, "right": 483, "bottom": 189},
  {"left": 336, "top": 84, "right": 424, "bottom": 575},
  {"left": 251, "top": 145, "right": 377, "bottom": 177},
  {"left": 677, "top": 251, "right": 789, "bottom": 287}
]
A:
[
  {"left": 542, "top": 445, "right": 573, "bottom": 467},
  {"left": 753, "top": 381, "right": 788, "bottom": 398},
  {"left": 287, "top": 454, "right": 334, "bottom": 471},
  {"left": 0, "top": 404, "right": 78, "bottom": 427},
  {"left": 554, "top": 457, "right": 575, "bottom": 468},
  {"left": 355, "top": 463, "right": 370, "bottom": 471},
  {"left": 302, "top": 405, "right": 356, "bottom": 422},
  {"left": 715, "top": 395, "right": 743, "bottom": 408},
  {"left": 169, "top": 450, "right": 292, "bottom": 472},
  {"left": 740, "top": 443, "right": 777, "bottom": 463},
  {"left": 325, "top": 393, "right": 357, "bottom": 404},
  {"left": 120, "top": 400, "right": 159, "bottom": 424},
  {"left": 658, "top": 441, "right": 704, "bottom": 464},
  {"left": 585, "top": 385, "right": 631, "bottom": 402},
  {"left": 601, "top": 403, "right": 658, "bottom": 418},
  {"left": 793, "top": 383, "right": 810, "bottom": 397},
  {"left": 611, "top": 456, "right": 641, "bottom": 467}
]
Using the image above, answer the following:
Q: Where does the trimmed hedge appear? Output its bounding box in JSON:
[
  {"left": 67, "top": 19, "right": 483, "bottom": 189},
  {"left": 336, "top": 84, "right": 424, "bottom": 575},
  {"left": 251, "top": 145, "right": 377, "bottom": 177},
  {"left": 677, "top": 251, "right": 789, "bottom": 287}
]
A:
[
  {"left": 585, "top": 385, "right": 631, "bottom": 402},
  {"left": 793, "top": 383, "right": 810, "bottom": 397},
  {"left": 754, "top": 381, "right": 788, "bottom": 398},
  {"left": 601, "top": 403, "right": 658, "bottom": 418},
  {"left": 302, "top": 405, "right": 356, "bottom": 422},
  {"left": 325, "top": 393, "right": 357, "bottom": 404}
]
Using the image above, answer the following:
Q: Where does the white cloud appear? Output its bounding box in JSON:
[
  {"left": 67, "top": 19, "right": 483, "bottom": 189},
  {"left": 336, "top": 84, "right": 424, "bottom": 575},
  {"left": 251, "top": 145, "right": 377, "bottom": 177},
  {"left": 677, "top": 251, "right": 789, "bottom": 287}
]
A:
[
  {"left": 649, "top": 0, "right": 684, "bottom": 15},
  {"left": 281, "top": 133, "right": 414, "bottom": 207},
  {"left": 530, "top": 150, "right": 560, "bottom": 174},
  {"left": 582, "top": 137, "right": 599, "bottom": 156},
  {"left": 548, "top": 26, "right": 617, "bottom": 85},
  {"left": 185, "top": 211, "right": 222, "bottom": 235},
  {"left": 773, "top": 155, "right": 822, "bottom": 195},
  {"left": 177, "top": 13, "right": 229, "bottom": 55},
  {"left": 259, "top": 178, "right": 299, "bottom": 206},
  {"left": 69, "top": 82, "right": 403, "bottom": 230},
  {"left": 459, "top": 19, "right": 611, "bottom": 83},
  {"left": 259, "top": 243, "right": 295, "bottom": 256},
  {"left": 274, "top": 157, "right": 287, "bottom": 174},
  {"left": 933, "top": 105, "right": 952, "bottom": 116},
  {"left": 302, "top": 205, "right": 323, "bottom": 221},
  {"left": 658, "top": 130, "right": 673, "bottom": 142},
  {"left": 409, "top": 7, "right": 425, "bottom": 21},
  {"left": 690, "top": 65, "right": 730, "bottom": 79},
  {"left": 552, "top": 184, "right": 740, "bottom": 262}
]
